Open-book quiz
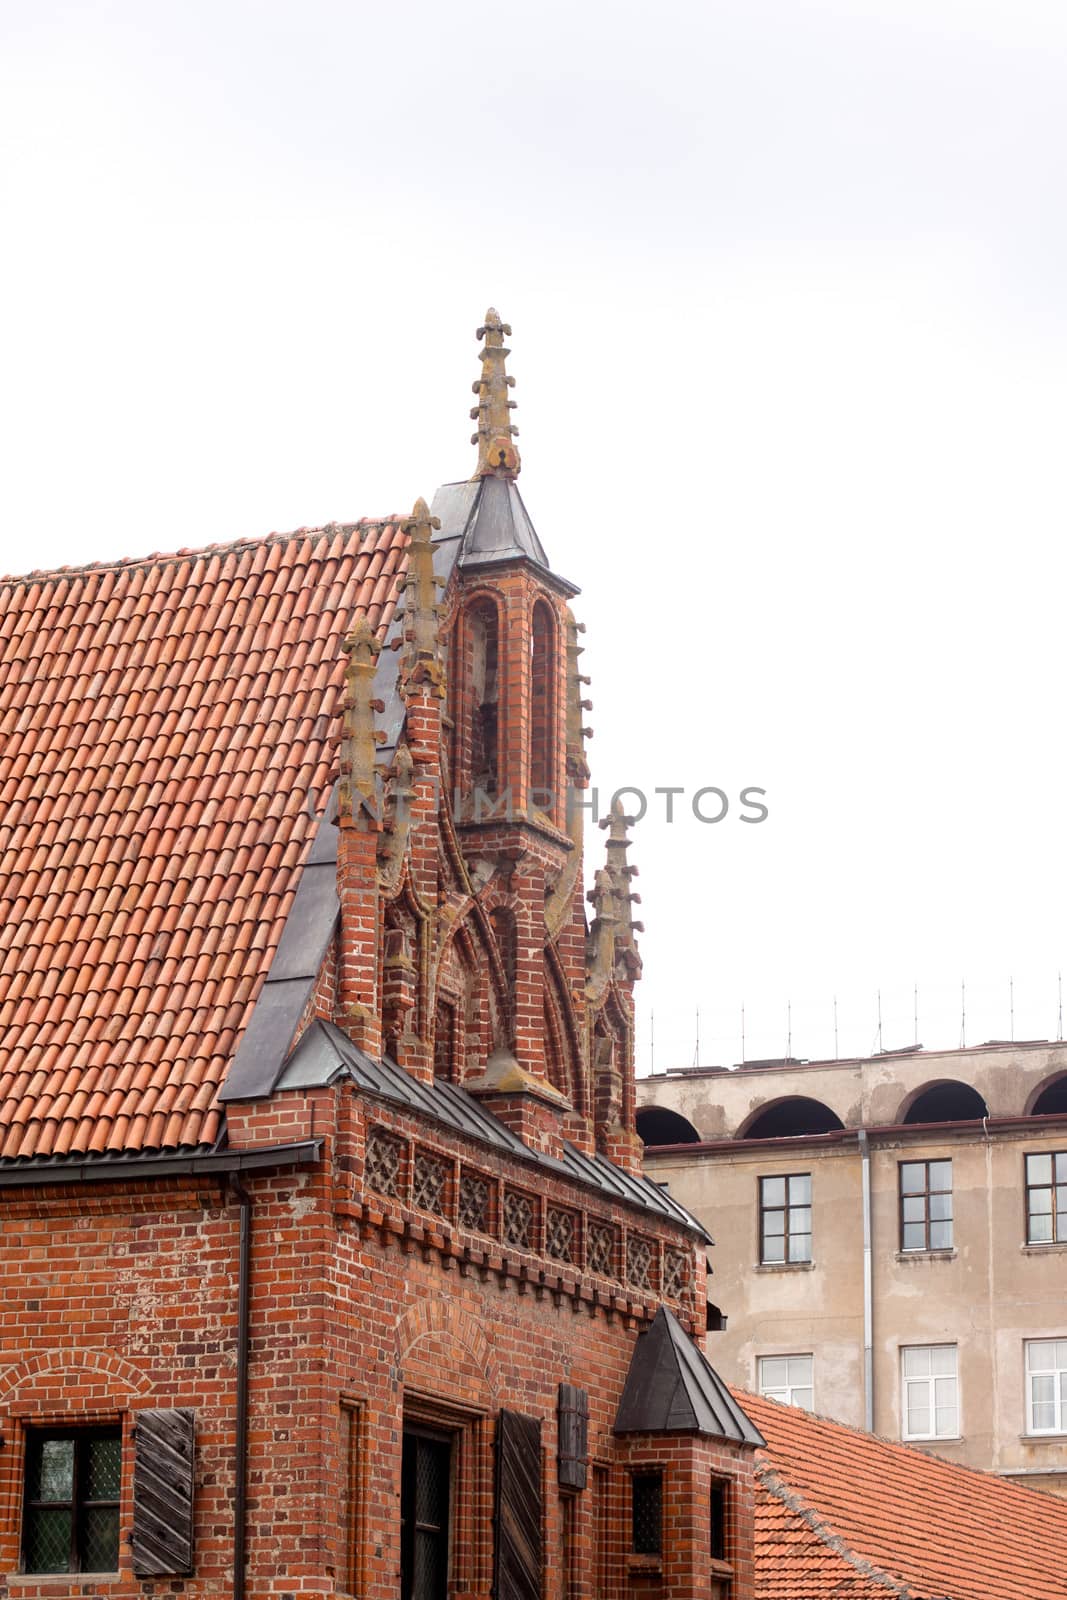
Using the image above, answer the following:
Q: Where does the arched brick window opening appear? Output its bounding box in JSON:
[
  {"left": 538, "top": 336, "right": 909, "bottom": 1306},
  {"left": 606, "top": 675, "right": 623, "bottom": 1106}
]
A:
[
  {"left": 1029, "top": 1073, "right": 1067, "bottom": 1116},
  {"left": 468, "top": 599, "right": 500, "bottom": 797},
  {"left": 636, "top": 1106, "right": 701, "bottom": 1147},
  {"left": 738, "top": 1097, "right": 845, "bottom": 1139},
  {"left": 529, "top": 599, "right": 556, "bottom": 809},
  {"left": 900, "top": 1080, "right": 988, "bottom": 1124},
  {"left": 488, "top": 907, "right": 517, "bottom": 1048},
  {"left": 434, "top": 997, "right": 458, "bottom": 1081}
]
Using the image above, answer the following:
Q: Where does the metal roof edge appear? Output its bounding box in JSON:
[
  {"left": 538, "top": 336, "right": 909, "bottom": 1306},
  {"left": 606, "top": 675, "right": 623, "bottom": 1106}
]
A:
[{"left": 0, "top": 1139, "right": 324, "bottom": 1188}]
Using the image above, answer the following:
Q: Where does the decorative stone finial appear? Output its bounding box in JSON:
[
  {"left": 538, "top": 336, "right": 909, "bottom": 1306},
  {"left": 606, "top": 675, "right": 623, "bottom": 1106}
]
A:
[
  {"left": 470, "top": 307, "right": 521, "bottom": 478},
  {"left": 599, "top": 800, "right": 643, "bottom": 980},
  {"left": 338, "top": 616, "right": 384, "bottom": 825},
  {"left": 398, "top": 497, "right": 446, "bottom": 700}
]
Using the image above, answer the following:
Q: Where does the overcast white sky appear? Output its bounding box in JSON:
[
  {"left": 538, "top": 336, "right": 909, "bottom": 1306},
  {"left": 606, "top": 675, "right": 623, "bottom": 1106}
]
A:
[{"left": 2, "top": 0, "right": 1066, "bottom": 1072}]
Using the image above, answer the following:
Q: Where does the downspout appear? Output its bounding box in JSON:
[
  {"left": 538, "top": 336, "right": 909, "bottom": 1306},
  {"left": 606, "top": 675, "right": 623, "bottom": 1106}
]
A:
[
  {"left": 230, "top": 1177, "right": 253, "bottom": 1600},
  {"left": 858, "top": 1130, "right": 874, "bottom": 1432}
]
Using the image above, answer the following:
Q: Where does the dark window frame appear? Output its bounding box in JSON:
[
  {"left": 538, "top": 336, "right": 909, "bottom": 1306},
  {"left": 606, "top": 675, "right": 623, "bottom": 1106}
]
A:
[
  {"left": 400, "top": 1423, "right": 454, "bottom": 1600},
  {"left": 22, "top": 1424, "right": 122, "bottom": 1575},
  {"left": 1025, "top": 1150, "right": 1067, "bottom": 1245},
  {"left": 630, "top": 1469, "right": 663, "bottom": 1556},
  {"left": 758, "top": 1173, "right": 812, "bottom": 1264},
  {"left": 898, "top": 1158, "right": 953, "bottom": 1252},
  {"left": 710, "top": 1477, "right": 729, "bottom": 1562}
]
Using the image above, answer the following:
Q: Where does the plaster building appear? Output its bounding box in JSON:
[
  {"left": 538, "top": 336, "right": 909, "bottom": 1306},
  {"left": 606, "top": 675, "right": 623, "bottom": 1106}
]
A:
[
  {"left": 0, "top": 312, "right": 764, "bottom": 1600},
  {"left": 636, "top": 1040, "right": 1067, "bottom": 1495}
]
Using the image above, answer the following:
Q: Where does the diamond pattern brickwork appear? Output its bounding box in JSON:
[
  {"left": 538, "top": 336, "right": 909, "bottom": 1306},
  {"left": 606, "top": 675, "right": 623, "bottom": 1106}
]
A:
[
  {"left": 365, "top": 1129, "right": 403, "bottom": 1199},
  {"left": 458, "top": 1172, "right": 490, "bottom": 1233},
  {"left": 662, "top": 1248, "right": 689, "bottom": 1299},
  {"left": 626, "top": 1234, "right": 653, "bottom": 1291},
  {"left": 545, "top": 1207, "right": 575, "bottom": 1264},
  {"left": 588, "top": 1223, "right": 616, "bottom": 1278},
  {"left": 503, "top": 1190, "right": 533, "bottom": 1250},
  {"left": 412, "top": 1149, "right": 448, "bottom": 1217}
]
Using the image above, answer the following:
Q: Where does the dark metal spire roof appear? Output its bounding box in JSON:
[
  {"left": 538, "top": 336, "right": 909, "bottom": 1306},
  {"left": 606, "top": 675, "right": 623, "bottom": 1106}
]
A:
[
  {"left": 614, "top": 1306, "right": 765, "bottom": 1445},
  {"left": 429, "top": 474, "right": 556, "bottom": 576}
]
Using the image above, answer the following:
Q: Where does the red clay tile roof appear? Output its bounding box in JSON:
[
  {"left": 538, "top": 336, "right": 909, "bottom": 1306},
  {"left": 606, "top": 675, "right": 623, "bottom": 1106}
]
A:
[
  {"left": 0, "top": 522, "right": 408, "bottom": 1163},
  {"left": 744, "top": 1389, "right": 1067, "bottom": 1599}
]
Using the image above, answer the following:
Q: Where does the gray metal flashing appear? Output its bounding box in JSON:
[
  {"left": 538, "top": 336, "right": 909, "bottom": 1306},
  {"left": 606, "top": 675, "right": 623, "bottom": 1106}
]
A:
[
  {"left": 266, "top": 862, "right": 339, "bottom": 983},
  {"left": 0, "top": 1139, "right": 324, "bottom": 1188},
  {"left": 430, "top": 478, "right": 578, "bottom": 595},
  {"left": 274, "top": 1020, "right": 710, "bottom": 1239},
  {"left": 221, "top": 797, "right": 341, "bottom": 1104},
  {"left": 614, "top": 1306, "right": 765, "bottom": 1446}
]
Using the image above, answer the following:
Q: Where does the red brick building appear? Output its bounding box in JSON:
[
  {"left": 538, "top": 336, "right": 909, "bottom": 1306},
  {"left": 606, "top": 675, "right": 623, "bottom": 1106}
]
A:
[{"left": 0, "top": 311, "right": 761, "bottom": 1600}]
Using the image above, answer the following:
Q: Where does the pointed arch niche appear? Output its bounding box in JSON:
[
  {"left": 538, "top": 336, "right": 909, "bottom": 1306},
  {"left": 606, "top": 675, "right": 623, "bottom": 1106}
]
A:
[
  {"left": 458, "top": 596, "right": 502, "bottom": 800},
  {"left": 529, "top": 598, "right": 557, "bottom": 816}
]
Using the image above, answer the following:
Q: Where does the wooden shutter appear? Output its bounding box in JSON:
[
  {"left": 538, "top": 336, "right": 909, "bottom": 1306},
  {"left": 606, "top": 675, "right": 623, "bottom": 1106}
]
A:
[
  {"left": 494, "top": 1409, "right": 543, "bottom": 1600},
  {"left": 557, "top": 1384, "right": 588, "bottom": 1491},
  {"left": 131, "top": 1407, "right": 196, "bottom": 1577}
]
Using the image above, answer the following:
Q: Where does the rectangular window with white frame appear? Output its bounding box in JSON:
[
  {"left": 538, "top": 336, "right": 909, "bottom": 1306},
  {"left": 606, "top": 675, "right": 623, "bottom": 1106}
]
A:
[
  {"left": 901, "top": 1344, "right": 958, "bottom": 1440},
  {"left": 1025, "top": 1340, "right": 1067, "bottom": 1435},
  {"left": 757, "top": 1354, "right": 814, "bottom": 1411}
]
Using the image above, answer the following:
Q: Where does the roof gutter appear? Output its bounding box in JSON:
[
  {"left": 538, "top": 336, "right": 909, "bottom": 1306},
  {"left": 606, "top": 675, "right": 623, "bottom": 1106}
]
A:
[{"left": 0, "top": 1139, "right": 323, "bottom": 1188}]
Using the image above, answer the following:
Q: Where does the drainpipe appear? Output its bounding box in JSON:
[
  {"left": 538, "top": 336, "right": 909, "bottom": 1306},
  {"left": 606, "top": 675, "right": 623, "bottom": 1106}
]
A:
[
  {"left": 230, "top": 1178, "right": 253, "bottom": 1600},
  {"left": 858, "top": 1130, "right": 874, "bottom": 1432}
]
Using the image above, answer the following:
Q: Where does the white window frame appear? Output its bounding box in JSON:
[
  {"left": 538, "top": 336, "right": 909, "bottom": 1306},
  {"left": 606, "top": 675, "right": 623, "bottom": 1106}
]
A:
[
  {"left": 1025, "top": 1339, "right": 1067, "bottom": 1436},
  {"left": 757, "top": 1354, "right": 814, "bottom": 1411},
  {"left": 900, "top": 1344, "right": 959, "bottom": 1441}
]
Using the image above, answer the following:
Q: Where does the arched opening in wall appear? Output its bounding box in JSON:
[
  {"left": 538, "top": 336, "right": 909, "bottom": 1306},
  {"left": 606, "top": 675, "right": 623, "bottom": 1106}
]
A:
[
  {"left": 900, "top": 1080, "right": 988, "bottom": 1124},
  {"left": 1028, "top": 1073, "right": 1067, "bottom": 1116},
  {"left": 468, "top": 599, "right": 500, "bottom": 797},
  {"left": 529, "top": 600, "right": 556, "bottom": 810},
  {"left": 433, "top": 997, "right": 458, "bottom": 1081},
  {"left": 738, "top": 1097, "right": 845, "bottom": 1140},
  {"left": 636, "top": 1106, "right": 701, "bottom": 1147},
  {"left": 488, "top": 907, "right": 516, "bottom": 1049}
]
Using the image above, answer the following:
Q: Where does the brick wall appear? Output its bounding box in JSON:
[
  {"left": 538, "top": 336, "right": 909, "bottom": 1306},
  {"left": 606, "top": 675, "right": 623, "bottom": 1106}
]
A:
[{"left": 0, "top": 1084, "right": 756, "bottom": 1600}]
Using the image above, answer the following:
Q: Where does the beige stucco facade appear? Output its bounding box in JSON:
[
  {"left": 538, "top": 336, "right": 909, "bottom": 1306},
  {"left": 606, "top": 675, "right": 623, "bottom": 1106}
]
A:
[{"left": 638, "top": 1041, "right": 1067, "bottom": 1494}]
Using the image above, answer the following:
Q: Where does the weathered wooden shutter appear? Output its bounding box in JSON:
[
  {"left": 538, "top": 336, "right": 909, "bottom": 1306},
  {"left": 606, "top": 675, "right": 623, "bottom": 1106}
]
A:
[
  {"left": 557, "top": 1384, "right": 588, "bottom": 1491},
  {"left": 131, "top": 1407, "right": 196, "bottom": 1577},
  {"left": 494, "top": 1409, "right": 543, "bottom": 1600}
]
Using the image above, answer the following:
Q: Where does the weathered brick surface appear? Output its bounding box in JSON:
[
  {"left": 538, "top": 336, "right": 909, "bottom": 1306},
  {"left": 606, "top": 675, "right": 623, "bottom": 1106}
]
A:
[{"left": 0, "top": 1083, "right": 755, "bottom": 1599}]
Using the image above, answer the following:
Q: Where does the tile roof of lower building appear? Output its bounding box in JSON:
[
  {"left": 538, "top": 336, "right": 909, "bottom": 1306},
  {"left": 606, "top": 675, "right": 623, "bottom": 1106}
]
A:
[
  {"left": 0, "top": 523, "right": 408, "bottom": 1162},
  {"left": 744, "top": 1389, "right": 1067, "bottom": 1600}
]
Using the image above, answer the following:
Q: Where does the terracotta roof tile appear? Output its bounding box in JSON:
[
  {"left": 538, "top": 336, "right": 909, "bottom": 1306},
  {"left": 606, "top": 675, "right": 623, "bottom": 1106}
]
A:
[
  {"left": 0, "top": 519, "right": 409, "bottom": 1163},
  {"left": 743, "top": 1390, "right": 1067, "bottom": 1599}
]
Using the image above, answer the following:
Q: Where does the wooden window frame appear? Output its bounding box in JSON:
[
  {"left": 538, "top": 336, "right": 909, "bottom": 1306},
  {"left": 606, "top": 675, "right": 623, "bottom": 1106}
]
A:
[
  {"left": 758, "top": 1173, "right": 812, "bottom": 1264},
  {"left": 22, "top": 1423, "right": 122, "bottom": 1575},
  {"left": 1025, "top": 1151, "right": 1067, "bottom": 1245},
  {"left": 899, "top": 1159, "right": 953, "bottom": 1252}
]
